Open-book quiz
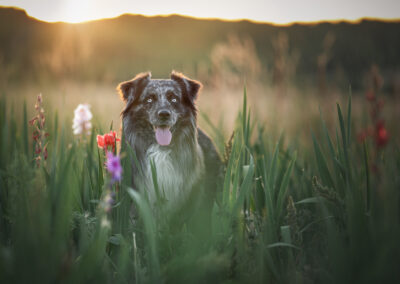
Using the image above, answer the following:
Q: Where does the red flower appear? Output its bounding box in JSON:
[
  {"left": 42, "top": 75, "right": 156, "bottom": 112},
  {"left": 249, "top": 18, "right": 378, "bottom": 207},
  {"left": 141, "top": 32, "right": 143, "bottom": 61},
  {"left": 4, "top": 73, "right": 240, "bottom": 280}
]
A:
[
  {"left": 375, "top": 121, "right": 389, "bottom": 148},
  {"left": 97, "top": 131, "right": 120, "bottom": 151},
  {"left": 97, "top": 135, "right": 105, "bottom": 148}
]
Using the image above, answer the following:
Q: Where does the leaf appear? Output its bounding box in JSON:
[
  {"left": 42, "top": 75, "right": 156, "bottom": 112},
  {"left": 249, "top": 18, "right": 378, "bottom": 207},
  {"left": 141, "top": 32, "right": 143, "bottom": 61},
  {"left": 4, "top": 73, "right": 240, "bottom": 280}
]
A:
[
  {"left": 295, "top": 196, "right": 326, "bottom": 205},
  {"left": 267, "top": 242, "right": 300, "bottom": 250}
]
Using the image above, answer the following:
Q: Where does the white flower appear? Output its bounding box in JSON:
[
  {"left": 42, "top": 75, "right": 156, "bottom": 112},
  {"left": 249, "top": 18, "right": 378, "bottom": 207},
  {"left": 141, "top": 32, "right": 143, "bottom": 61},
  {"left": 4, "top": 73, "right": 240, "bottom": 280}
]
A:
[{"left": 72, "top": 104, "right": 93, "bottom": 135}]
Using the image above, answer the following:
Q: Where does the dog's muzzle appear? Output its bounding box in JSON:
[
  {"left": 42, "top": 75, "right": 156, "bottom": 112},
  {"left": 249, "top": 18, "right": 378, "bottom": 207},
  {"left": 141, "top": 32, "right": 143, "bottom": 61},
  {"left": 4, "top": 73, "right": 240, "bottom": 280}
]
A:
[{"left": 153, "top": 109, "right": 174, "bottom": 146}]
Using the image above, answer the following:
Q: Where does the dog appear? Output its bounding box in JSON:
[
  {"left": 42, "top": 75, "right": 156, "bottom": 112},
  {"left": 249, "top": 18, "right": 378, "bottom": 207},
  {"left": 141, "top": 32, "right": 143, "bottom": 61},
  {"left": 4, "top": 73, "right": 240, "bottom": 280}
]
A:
[{"left": 117, "top": 71, "right": 222, "bottom": 212}]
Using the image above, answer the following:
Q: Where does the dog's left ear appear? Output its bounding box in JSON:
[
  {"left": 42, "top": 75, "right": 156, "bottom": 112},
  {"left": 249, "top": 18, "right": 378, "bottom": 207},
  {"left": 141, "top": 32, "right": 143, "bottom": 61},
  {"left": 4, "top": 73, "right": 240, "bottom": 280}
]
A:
[{"left": 170, "top": 71, "right": 202, "bottom": 103}]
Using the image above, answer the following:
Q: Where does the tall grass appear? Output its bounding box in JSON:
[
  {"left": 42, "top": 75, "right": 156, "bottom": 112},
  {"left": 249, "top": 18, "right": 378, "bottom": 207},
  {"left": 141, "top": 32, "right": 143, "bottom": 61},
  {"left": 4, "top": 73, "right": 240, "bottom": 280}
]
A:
[{"left": 0, "top": 90, "right": 399, "bottom": 283}]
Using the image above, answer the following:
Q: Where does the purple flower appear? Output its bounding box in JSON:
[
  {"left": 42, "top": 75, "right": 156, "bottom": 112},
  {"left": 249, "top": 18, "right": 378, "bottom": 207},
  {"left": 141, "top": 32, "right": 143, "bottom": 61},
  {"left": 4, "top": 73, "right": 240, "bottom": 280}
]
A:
[{"left": 106, "top": 151, "right": 123, "bottom": 182}]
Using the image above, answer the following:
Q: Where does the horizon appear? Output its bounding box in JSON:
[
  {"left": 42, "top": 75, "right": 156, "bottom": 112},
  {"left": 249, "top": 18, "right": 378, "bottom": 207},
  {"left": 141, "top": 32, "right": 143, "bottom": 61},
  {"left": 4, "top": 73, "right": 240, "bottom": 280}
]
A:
[
  {"left": 1, "top": 0, "right": 399, "bottom": 25},
  {"left": 1, "top": 5, "right": 400, "bottom": 26}
]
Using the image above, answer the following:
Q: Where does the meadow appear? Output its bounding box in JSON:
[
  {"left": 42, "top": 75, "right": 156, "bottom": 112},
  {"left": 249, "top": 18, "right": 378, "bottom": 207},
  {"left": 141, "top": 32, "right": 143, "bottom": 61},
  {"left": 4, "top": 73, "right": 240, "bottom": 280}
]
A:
[
  {"left": 1, "top": 6, "right": 400, "bottom": 283},
  {"left": 0, "top": 81, "right": 399, "bottom": 283}
]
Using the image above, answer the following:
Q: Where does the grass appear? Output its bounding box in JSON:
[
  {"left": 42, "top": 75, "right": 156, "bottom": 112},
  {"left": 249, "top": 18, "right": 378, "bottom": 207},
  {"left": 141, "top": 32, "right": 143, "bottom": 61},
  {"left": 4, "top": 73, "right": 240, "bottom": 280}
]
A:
[{"left": 0, "top": 89, "right": 399, "bottom": 284}]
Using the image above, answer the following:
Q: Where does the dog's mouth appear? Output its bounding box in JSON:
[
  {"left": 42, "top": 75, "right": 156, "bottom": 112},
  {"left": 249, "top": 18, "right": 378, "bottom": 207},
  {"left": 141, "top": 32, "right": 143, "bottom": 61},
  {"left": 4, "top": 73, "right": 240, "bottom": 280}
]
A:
[{"left": 153, "top": 125, "right": 172, "bottom": 146}]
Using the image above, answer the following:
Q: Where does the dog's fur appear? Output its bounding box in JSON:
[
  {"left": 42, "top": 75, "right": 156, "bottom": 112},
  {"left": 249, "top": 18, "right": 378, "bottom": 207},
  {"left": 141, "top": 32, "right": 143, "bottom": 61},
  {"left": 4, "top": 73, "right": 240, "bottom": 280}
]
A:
[{"left": 117, "top": 71, "right": 222, "bottom": 210}]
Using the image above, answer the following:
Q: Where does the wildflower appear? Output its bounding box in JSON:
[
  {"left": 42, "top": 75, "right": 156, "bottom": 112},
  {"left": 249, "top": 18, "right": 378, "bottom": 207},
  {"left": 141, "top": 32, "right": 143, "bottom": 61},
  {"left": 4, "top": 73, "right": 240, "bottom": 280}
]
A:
[
  {"left": 30, "top": 94, "right": 48, "bottom": 167},
  {"left": 360, "top": 64, "right": 389, "bottom": 178},
  {"left": 358, "top": 65, "right": 389, "bottom": 150},
  {"left": 106, "top": 151, "right": 123, "bottom": 182},
  {"left": 72, "top": 104, "right": 92, "bottom": 135},
  {"left": 375, "top": 121, "right": 389, "bottom": 148},
  {"left": 97, "top": 131, "right": 120, "bottom": 151}
]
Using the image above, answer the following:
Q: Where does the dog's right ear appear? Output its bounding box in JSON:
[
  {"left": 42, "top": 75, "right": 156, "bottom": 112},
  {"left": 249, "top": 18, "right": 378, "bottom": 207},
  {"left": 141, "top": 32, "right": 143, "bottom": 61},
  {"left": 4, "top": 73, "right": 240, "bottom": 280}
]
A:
[{"left": 117, "top": 72, "right": 151, "bottom": 103}]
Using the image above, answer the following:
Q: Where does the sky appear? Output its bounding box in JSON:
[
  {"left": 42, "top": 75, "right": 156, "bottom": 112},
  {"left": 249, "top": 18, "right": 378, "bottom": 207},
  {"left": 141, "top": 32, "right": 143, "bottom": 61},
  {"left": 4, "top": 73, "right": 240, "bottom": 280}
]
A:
[{"left": 1, "top": 0, "right": 399, "bottom": 24}]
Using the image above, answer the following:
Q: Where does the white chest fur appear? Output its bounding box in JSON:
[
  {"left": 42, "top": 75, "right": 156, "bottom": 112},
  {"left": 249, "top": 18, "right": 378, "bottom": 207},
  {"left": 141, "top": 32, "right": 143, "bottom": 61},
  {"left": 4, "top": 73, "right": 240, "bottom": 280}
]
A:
[{"left": 140, "top": 144, "right": 205, "bottom": 208}]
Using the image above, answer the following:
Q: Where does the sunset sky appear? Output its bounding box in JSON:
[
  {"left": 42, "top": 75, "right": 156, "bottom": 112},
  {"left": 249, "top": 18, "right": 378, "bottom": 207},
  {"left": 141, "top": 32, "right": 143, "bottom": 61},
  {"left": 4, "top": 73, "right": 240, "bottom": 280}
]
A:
[{"left": 1, "top": 0, "right": 399, "bottom": 24}]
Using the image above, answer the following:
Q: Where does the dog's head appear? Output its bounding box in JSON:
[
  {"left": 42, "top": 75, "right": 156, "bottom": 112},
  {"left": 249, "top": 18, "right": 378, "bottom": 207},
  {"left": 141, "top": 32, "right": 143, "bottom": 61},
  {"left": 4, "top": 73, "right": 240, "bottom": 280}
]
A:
[{"left": 118, "top": 71, "right": 202, "bottom": 146}]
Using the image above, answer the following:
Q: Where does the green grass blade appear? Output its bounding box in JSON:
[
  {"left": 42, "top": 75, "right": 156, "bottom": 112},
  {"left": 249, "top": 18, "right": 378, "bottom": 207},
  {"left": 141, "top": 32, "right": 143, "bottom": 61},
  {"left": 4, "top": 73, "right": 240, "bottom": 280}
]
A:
[
  {"left": 97, "top": 148, "right": 104, "bottom": 189},
  {"left": 22, "top": 100, "right": 29, "bottom": 157},
  {"left": 232, "top": 150, "right": 255, "bottom": 216},
  {"left": 269, "top": 135, "right": 282, "bottom": 192},
  {"left": 363, "top": 141, "right": 370, "bottom": 213},
  {"left": 312, "top": 132, "right": 335, "bottom": 189},
  {"left": 346, "top": 91, "right": 352, "bottom": 146},
  {"left": 319, "top": 107, "right": 336, "bottom": 161},
  {"left": 127, "top": 188, "right": 160, "bottom": 281},
  {"left": 337, "top": 104, "right": 350, "bottom": 182},
  {"left": 276, "top": 152, "right": 297, "bottom": 220},
  {"left": 150, "top": 159, "right": 162, "bottom": 201}
]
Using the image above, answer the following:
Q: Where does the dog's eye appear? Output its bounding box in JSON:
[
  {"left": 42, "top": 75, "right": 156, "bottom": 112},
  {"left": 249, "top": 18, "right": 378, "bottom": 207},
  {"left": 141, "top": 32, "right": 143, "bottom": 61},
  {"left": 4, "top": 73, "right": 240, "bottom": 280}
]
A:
[
  {"left": 147, "top": 98, "right": 153, "bottom": 103},
  {"left": 171, "top": 98, "right": 177, "bottom": 103}
]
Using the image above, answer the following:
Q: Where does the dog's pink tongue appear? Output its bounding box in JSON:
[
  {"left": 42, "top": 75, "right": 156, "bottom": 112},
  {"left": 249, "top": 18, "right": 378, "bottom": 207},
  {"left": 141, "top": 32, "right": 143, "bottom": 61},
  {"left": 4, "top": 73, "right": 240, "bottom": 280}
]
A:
[{"left": 155, "top": 127, "right": 172, "bottom": 146}]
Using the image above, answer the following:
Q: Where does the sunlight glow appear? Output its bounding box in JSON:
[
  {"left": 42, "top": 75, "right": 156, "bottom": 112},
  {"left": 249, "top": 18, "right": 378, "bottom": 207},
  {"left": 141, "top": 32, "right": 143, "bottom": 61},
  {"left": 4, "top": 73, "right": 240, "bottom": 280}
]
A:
[
  {"left": 0, "top": 0, "right": 399, "bottom": 24},
  {"left": 62, "top": 0, "right": 92, "bottom": 23}
]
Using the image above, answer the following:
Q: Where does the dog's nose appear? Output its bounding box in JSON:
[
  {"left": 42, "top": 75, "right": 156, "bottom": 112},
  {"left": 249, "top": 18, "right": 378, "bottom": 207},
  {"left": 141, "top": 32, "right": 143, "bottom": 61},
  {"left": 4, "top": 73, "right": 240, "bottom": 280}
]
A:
[{"left": 158, "top": 109, "right": 171, "bottom": 119}]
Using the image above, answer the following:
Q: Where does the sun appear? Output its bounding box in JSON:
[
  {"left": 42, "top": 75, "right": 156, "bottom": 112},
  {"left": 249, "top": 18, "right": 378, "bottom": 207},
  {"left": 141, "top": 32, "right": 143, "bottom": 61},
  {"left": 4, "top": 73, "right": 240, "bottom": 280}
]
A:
[{"left": 61, "top": 0, "right": 97, "bottom": 23}]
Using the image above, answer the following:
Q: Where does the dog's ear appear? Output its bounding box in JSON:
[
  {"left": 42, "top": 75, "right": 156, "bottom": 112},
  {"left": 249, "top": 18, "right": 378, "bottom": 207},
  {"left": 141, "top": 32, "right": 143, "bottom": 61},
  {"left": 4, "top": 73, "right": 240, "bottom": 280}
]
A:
[
  {"left": 117, "top": 72, "right": 151, "bottom": 103},
  {"left": 170, "top": 71, "right": 202, "bottom": 103}
]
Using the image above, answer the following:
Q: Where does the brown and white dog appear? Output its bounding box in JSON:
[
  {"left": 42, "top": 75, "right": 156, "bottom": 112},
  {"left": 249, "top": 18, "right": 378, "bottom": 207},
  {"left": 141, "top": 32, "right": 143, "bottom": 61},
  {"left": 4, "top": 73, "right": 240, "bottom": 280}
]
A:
[{"left": 117, "top": 71, "right": 222, "bottom": 210}]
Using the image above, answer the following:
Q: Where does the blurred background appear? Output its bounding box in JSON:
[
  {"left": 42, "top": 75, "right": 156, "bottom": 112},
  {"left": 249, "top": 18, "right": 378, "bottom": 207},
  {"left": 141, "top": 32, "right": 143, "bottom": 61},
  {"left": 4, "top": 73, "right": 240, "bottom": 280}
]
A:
[{"left": 0, "top": 5, "right": 399, "bottom": 145}]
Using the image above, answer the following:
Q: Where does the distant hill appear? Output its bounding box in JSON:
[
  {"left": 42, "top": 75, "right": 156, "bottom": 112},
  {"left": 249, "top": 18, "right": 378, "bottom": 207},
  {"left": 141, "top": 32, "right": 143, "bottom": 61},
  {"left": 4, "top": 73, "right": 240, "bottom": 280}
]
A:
[{"left": 0, "top": 7, "right": 399, "bottom": 90}]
